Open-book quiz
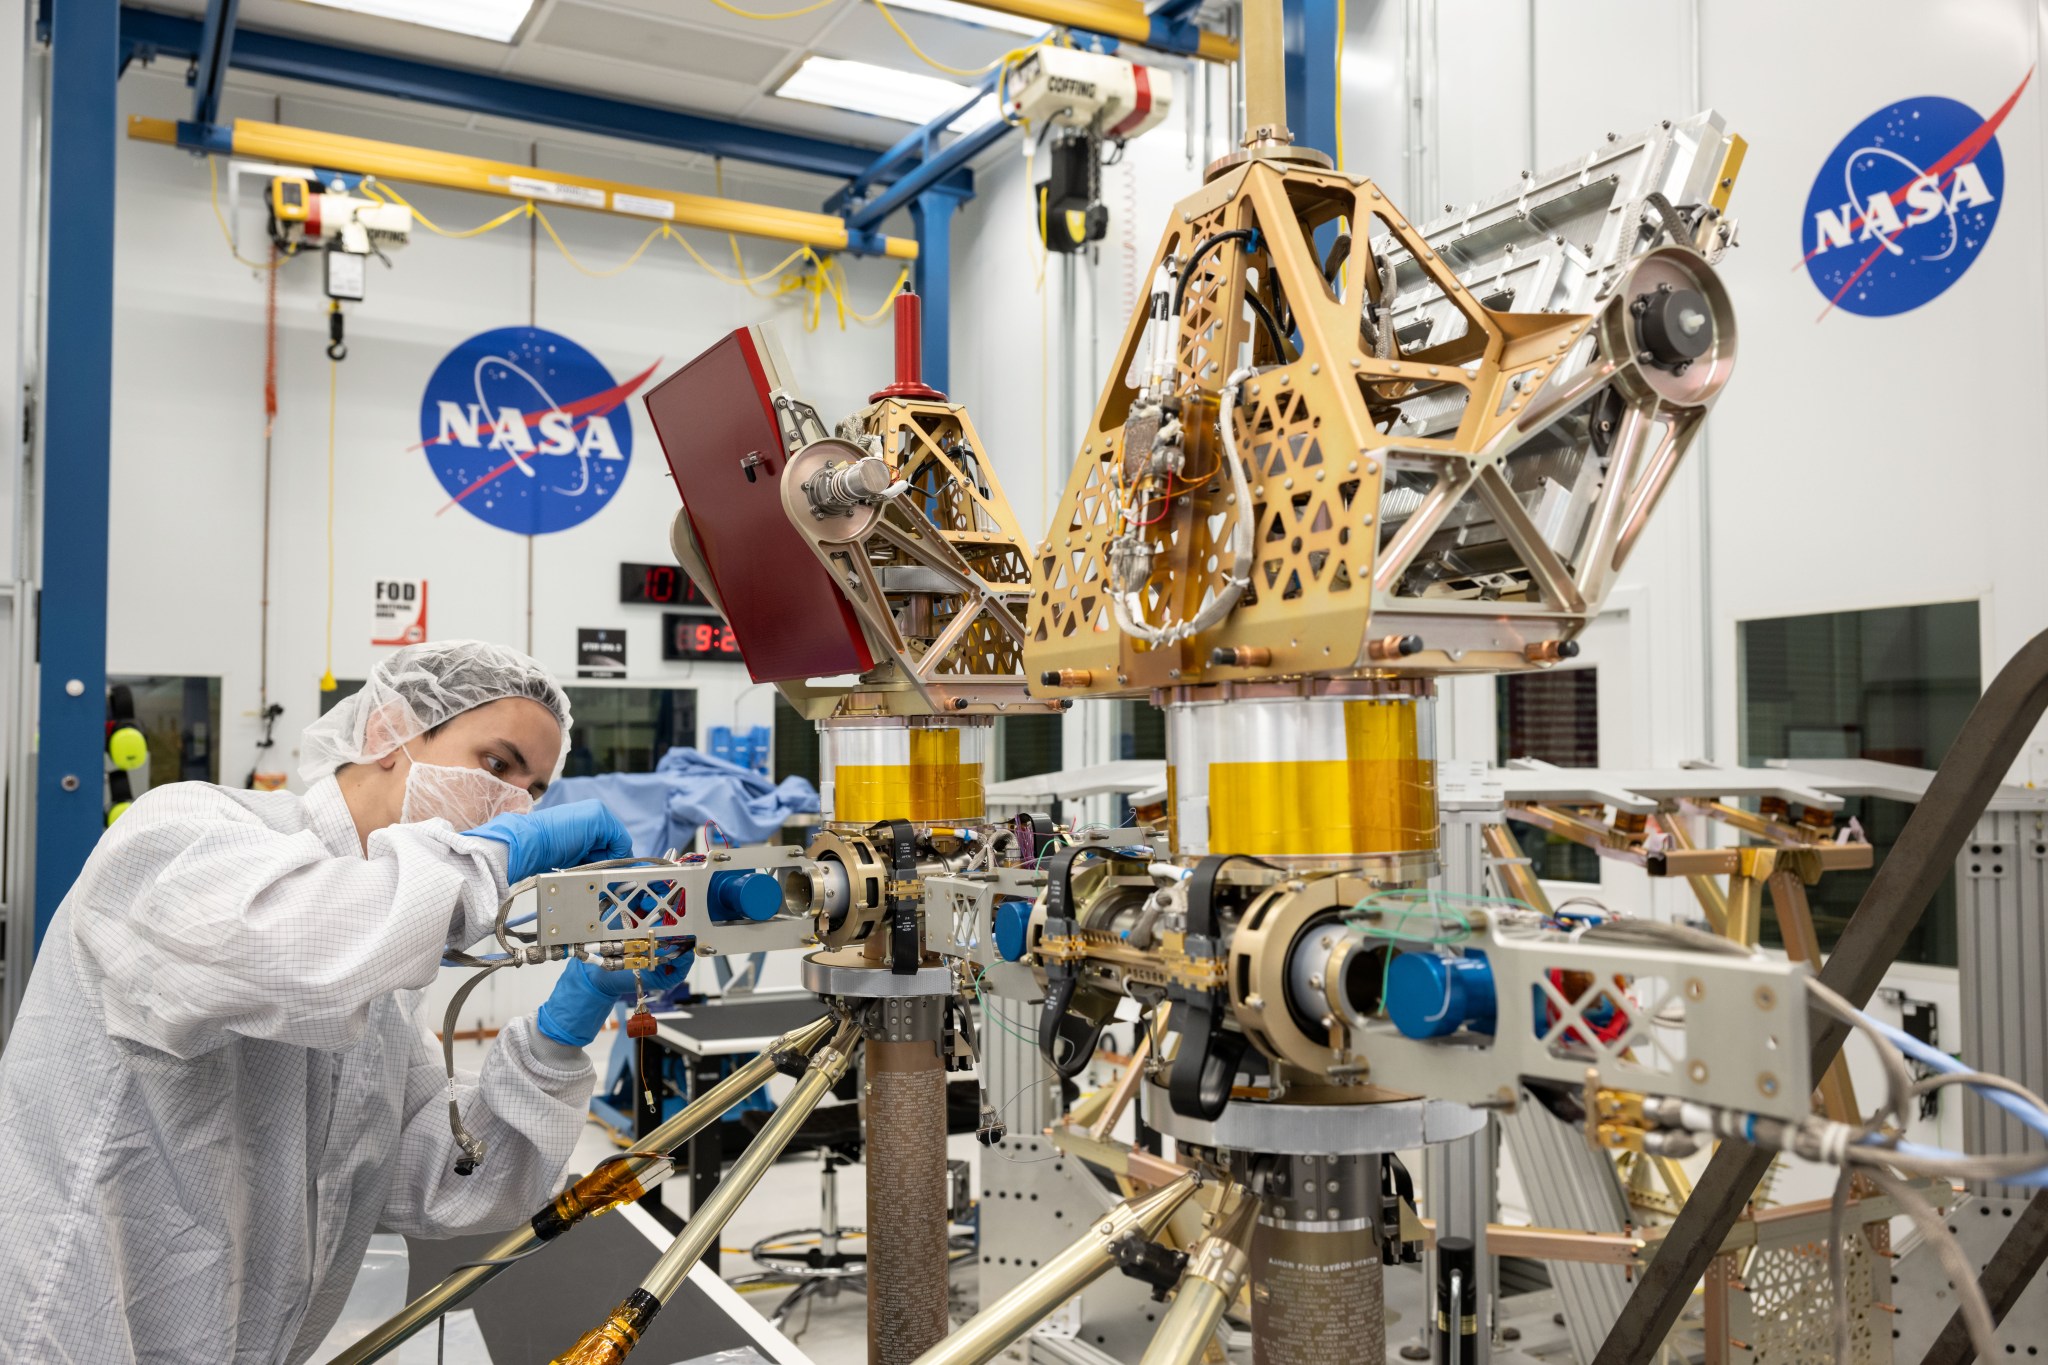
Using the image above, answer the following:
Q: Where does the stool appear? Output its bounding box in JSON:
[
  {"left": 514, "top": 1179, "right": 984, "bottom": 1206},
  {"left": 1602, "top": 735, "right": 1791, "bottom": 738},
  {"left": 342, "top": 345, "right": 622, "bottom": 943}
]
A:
[{"left": 727, "top": 1150, "right": 867, "bottom": 1328}]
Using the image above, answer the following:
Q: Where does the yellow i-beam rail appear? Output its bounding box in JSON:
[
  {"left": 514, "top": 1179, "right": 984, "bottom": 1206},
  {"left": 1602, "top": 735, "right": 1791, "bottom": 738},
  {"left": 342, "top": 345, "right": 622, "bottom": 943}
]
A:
[
  {"left": 976, "top": 0, "right": 1237, "bottom": 61},
  {"left": 128, "top": 115, "right": 920, "bottom": 261}
]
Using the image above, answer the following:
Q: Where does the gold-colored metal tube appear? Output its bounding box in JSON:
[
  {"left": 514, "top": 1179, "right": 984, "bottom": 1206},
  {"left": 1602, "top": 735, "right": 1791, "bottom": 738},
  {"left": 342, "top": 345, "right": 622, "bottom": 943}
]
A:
[
  {"left": 334, "top": 1013, "right": 835, "bottom": 1365},
  {"left": 645, "top": 1018, "right": 858, "bottom": 1299},
  {"left": 549, "top": 1018, "right": 861, "bottom": 1363},
  {"left": 1139, "top": 1193, "right": 1257, "bottom": 1365},
  {"left": 1657, "top": 809, "right": 1730, "bottom": 934},
  {"left": 1144, "top": 1280, "right": 1230, "bottom": 1365},
  {"left": 1240, "top": 0, "right": 1288, "bottom": 139},
  {"left": 910, "top": 1173, "right": 1203, "bottom": 1365},
  {"left": 1481, "top": 822, "right": 1553, "bottom": 914}
]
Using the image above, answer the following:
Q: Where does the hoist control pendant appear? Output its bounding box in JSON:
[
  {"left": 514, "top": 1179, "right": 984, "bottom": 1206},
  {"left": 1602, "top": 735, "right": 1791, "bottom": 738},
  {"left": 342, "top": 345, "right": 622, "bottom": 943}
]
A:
[{"left": 870, "top": 288, "right": 945, "bottom": 403}]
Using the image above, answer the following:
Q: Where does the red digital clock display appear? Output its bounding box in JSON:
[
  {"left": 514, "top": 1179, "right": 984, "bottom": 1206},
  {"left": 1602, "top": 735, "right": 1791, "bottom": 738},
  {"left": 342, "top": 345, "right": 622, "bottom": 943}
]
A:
[
  {"left": 620, "top": 561, "right": 711, "bottom": 608},
  {"left": 662, "top": 612, "right": 743, "bottom": 662}
]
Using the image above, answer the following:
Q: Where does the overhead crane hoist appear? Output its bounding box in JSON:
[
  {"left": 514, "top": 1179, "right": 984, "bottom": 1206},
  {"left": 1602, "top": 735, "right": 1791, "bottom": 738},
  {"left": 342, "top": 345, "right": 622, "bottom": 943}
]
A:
[
  {"left": 129, "top": 116, "right": 923, "bottom": 263},
  {"left": 329, "top": 4, "right": 2036, "bottom": 1365}
]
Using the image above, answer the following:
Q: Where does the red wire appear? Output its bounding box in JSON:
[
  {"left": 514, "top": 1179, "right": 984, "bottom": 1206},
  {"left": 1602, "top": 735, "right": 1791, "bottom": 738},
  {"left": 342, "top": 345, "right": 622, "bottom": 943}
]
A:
[{"left": 1125, "top": 471, "right": 1176, "bottom": 528}]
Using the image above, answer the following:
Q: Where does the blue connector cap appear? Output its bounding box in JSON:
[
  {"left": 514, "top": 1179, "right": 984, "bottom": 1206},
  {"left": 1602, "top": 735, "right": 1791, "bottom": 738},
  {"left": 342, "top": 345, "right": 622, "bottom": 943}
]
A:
[
  {"left": 993, "top": 899, "right": 1031, "bottom": 963},
  {"left": 708, "top": 870, "right": 783, "bottom": 923},
  {"left": 1385, "top": 951, "right": 1497, "bottom": 1040}
]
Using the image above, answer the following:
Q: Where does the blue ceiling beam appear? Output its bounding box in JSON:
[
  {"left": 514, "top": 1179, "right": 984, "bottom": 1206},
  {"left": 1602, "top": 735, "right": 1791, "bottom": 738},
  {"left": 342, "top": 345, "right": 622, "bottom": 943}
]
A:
[
  {"left": 842, "top": 116, "right": 1009, "bottom": 235},
  {"left": 187, "top": 0, "right": 238, "bottom": 126},
  {"left": 1144, "top": 0, "right": 1207, "bottom": 21},
  {"left": 118, "top": 5, "right": 970, "bottom": 189},
  {"left": 824, "top": 66, "right": 1002, "bottom": 219}
]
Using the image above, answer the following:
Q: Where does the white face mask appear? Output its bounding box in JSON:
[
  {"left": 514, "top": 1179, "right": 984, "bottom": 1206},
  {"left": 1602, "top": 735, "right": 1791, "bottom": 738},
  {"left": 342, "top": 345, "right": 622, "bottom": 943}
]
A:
[{"left": 398, "top": 745, "right": 535, "bottom": 830}]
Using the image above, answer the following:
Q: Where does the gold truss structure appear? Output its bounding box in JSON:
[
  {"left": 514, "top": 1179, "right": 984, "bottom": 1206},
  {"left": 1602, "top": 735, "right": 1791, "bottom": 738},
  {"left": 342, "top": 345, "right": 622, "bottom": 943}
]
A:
[
  {"left": 668, "top": 378, "right": 1057, "bottom": 722},
  {"left": 1026, "top": 154, "right": 1738, "bottom": 699}
]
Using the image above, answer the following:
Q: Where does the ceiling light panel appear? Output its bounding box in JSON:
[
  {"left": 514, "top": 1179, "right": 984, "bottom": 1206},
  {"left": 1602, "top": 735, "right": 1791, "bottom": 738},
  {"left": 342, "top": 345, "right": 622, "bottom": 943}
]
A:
[
  {"left": 877, "top": 0, "right": 1047, "bottom": 37},
  {"left": 776, "top": 55, "right": 997, "bottom": 131},
  {"left": 294, "top": 0, "right": 538, "bottom": 43}
]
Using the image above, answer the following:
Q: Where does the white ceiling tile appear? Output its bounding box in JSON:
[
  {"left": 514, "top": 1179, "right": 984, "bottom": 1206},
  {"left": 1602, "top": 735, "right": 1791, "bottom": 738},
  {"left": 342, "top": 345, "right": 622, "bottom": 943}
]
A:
[
  {"left": 810, "top": 5, "right": 1020, "bottom": 78},
  {"left": 531, "top": 2, "right": 791, "bottom": 84},
  {"left": 738, "top": 92, "right": 934, "bottom": 145},
  {"left": 500, "top": 43, "right": 767, "bottom": 114},
  {"left": 589, "top": 0, "right": 848, "bottom": 48}
]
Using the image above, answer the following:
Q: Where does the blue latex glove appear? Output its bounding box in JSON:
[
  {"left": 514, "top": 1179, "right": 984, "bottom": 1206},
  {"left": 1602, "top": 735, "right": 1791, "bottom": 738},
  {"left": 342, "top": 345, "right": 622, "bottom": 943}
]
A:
[
  {"left": 465, "top": 801, "right": 633, "bottom": 883},
  {"left": 537, "top": 950, "right": 687, "bottom": 1048}
]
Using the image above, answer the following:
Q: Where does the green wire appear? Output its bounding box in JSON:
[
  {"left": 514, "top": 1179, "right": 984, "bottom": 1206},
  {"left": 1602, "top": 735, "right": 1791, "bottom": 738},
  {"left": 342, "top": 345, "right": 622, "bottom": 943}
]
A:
[
  {"left": 1344, "top": 888, "right": 1537, "bottom": 1017},
  {"left": 974, "top": 965, "right": 1040, "bottom": 1044}
]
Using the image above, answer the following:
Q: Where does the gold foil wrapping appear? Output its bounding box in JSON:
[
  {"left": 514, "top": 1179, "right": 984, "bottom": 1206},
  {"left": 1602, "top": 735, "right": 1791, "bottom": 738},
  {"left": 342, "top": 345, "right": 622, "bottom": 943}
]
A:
[
  {"left": 824, "top": 723, "right": 989, "bottom": 823},
  {"left": 1169, "top": 695, "right": 1436, "bottom": 859}
]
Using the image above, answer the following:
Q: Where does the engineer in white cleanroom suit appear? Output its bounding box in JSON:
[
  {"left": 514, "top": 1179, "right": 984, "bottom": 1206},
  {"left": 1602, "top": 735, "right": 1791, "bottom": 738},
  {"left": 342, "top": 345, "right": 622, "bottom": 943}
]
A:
[{"left": 0, "top": 640, "right": 677, "bottom": 1363}]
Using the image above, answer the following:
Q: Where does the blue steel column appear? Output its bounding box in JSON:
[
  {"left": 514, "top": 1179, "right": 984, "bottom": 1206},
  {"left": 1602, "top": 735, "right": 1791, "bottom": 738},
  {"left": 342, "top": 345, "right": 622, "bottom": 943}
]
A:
[
  {"left": 38, "top": 0, "right": 118, "bottom": 944},
  {"left": 1283, "top": 0, "right": 1339, "bottom": 163},
  {"left": 909, "top": 187, "right": 968, "bottom": 395}
]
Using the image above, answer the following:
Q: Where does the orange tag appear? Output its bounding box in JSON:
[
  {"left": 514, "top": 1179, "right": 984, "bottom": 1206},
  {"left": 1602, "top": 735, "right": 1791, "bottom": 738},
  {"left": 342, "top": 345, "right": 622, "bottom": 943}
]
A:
[{"left": 625, "top": 1009, "right": 657, "bottom": 1039}]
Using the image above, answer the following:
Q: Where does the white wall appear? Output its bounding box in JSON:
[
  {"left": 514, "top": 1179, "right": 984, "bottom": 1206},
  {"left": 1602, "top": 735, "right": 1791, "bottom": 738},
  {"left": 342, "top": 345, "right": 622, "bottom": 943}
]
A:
[
  {"left": 112, "top": 65, "right": 917, "bottom": 792},
  {"left": 73, "top": 3, "right": 2048, "bottom": 1120}
]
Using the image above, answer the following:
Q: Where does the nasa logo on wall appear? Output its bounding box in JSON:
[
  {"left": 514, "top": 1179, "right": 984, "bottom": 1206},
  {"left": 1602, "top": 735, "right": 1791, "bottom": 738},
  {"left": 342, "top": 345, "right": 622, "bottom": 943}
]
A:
[
  {"left": 417, "top": 327, "right": 660, "bottom": 534},
  {"left": 1802, "top": 74, "right": 2030, "bottom": 319}
]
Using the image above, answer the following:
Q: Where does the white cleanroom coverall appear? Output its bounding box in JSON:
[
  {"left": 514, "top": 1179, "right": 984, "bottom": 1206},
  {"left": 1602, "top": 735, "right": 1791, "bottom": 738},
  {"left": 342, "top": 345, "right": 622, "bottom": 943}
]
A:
[{"left": 0, "top": 777, "right": 596, "bottom": 1363}]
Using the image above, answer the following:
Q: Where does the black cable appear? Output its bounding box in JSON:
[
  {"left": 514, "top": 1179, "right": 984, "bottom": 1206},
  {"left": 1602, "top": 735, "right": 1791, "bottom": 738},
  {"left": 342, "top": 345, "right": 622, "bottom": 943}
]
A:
[
  {"left": 1242, "top": 290, "right": 1296, "bottom": 363},
  {"left": 1169, "top": 228, "right": 1256, "bottom": 318}
]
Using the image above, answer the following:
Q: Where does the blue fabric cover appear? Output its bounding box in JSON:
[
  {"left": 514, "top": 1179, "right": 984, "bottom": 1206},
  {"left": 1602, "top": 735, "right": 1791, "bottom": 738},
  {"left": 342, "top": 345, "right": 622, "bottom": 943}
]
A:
[{"left": 538, "top": 747, "right": 819, "bottom": 854}]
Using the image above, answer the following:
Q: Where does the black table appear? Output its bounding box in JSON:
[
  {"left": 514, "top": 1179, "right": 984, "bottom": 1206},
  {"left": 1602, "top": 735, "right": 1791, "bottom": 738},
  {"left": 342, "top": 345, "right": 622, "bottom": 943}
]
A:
[
  {"left": 639, "top": 992, "right": 831, "bottom": 1268},
  {"left": 405, "top": 1207, "right": 805, "bottom": 1363}
]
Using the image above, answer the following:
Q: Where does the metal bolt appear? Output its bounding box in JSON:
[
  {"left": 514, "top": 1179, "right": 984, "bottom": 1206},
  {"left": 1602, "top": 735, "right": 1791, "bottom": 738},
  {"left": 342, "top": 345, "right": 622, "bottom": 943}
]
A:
[
  {"left": 1686, "top": 978, "right": 1705, "bottom": 1001},
  {"left": 1688, "top": 1060, "right": 1710, "bottom": 1083},
  {"left": 60, "top": 774, "right": 79, "bottom": 792},
  {"left": 1758, "top": 1073, "right": 1779, "bottom": 1098},
  {"left": 1754, "top": 985, "right": 1777, "bottom": 1010}
]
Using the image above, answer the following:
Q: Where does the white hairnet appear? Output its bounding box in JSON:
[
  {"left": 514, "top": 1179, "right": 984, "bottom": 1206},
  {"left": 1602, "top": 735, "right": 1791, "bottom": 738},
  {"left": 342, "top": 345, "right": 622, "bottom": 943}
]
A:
[{"left": 298, "top": 639, "right": 574, "bottom": 783}]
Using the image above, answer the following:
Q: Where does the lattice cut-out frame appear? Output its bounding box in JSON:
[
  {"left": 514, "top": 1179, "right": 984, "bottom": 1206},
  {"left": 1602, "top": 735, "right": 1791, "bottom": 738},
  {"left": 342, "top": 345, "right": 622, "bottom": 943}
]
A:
[{"left": 1026, "top": 155, "right": 1735, "bottom": 700}]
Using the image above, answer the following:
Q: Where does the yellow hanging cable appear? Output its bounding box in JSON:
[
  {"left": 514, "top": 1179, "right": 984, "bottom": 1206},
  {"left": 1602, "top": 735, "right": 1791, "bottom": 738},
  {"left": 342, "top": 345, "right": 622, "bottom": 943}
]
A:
[
  {"left": 663, "top": 229, "right": 814, "bottom": 288},
  {"left": 255, "top": 170, "right": 891, "bottom": 320},
  {"left": 532, "top": 206, "right": 668, "bottom": 277},
  {"left": 871, "top": 0, "right": 1049, "bottom": 78},
  {"left": 715, "top": 160, "right": 778, "bottom": 299},
  {"left": 210, "top": 157, "right": 295, "bottom": 270},
  {"left": 815, "top": 256, "right": 908, "bottom": 326},
  {"left": 363, "top": 181, "right": 531, "bottom": 239},
  {"left": 704, "top": 0, "right": 843, "bottom": 17},
  {"left": 321, "top": 333, "right": 339, "bottom": 693}
]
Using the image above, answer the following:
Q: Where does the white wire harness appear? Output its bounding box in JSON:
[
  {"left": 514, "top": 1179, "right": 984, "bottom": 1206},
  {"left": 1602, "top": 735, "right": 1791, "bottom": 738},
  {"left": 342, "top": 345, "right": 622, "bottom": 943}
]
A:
[
  {"left": 441, "top": 853, "right": 696, "bottom": 1175},
  {"left": 1618, "top": 972, "right": 2048, "bottom": 1364}
]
